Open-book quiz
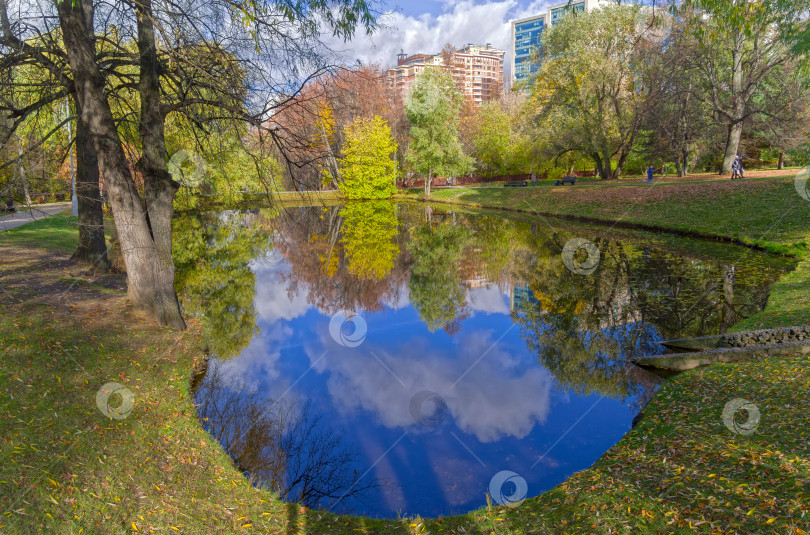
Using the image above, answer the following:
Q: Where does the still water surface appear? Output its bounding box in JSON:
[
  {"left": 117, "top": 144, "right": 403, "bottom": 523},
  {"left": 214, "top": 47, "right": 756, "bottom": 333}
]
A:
[{"left": 175, "top": 202, "right": 792, "bottom": 518}]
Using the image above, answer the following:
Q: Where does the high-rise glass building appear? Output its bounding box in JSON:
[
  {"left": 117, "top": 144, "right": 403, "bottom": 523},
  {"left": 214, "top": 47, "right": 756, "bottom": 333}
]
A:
[
  {"left": 511, "top": 14, "right": 546, "bottom": 84},
  {"left": 510, "top": 0, "right": 606, "bottom": 87}
]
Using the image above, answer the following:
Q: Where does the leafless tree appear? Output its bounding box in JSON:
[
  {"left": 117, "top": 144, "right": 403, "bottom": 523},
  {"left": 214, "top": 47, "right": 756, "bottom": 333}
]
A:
[{"left": 195, "top": 362, "right": 383, "bottom": 511}]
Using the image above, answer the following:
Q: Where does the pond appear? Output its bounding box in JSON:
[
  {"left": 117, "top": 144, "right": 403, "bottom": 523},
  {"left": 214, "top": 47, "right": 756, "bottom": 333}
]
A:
[{"left": 174, "top": 202, "right": 793, "bottom": 519}]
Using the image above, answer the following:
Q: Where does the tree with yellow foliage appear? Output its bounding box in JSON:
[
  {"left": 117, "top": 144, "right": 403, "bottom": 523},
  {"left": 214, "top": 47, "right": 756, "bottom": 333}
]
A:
[{"left": 337, "top": 116, "right": 398, "bottom": 199}]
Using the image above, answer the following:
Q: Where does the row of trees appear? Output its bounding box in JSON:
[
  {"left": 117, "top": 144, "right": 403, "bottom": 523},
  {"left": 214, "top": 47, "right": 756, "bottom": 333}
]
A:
[
  {"left": 278, "top": 0, "right": 810, "bottom": 198},
  {"left": 530, "top": 1, "right": 810, "bottom": 179},
  {"left": 269, "top": 64, "right": 470, "bottom": 200}
]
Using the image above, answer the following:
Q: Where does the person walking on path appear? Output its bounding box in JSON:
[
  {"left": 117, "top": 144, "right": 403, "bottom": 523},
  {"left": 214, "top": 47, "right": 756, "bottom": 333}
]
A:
[
  {"left": 646, "top": 165, "right": 654, "bottom": 184},
  {"left": 731, "top": 156, "right": 744, "bottom": 180}
]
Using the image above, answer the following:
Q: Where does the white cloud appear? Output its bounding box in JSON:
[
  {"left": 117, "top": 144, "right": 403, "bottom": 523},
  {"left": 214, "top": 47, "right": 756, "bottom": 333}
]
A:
[
  {"left": 253, "top": 267, "right": 313, "bottom": 323},
  {"left": 303, "top": 327, "right": 553, "bottom": 442},
  {"left": 382, "top": 285, "right": 411, "bottom": 310},
  {"left": 326, "top": 0, "right": 560, "bottom": 79},
  {"left": 214, "top": 329, "right": 287, "bottom": 385},
  {"left": 466, "top": 284, "right": 510, "bottom": 315}
]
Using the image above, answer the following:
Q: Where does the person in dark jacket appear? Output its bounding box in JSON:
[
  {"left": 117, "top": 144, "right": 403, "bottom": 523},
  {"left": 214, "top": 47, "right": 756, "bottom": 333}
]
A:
[{"left": 646, "top": 165, "right": 654, "bottom": 184}]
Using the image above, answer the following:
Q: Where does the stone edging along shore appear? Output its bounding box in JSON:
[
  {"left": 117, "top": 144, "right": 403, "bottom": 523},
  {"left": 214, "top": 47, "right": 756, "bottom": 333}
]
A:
[
  {"left": 634, "top": 339, "right": 810, "bottom": 371},
  {"left": 634, "top": 325, "right": 810, "bottom": 371},
  {"left": 721, "top": 324, "right": 810, "bottom": 347}
]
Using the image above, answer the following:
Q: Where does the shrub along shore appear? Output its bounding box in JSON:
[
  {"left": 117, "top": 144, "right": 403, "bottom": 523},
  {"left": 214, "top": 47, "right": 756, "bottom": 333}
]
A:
[{"left": 1, "top": 179, "right": 809, "bottom": 533}]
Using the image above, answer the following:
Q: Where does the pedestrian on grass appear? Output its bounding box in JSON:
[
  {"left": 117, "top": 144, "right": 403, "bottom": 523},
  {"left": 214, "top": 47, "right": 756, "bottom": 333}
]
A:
[
  {"left": 646, "top": 165, "right": 654, "bottom": 184},
  {"left": 731, "top": 156, "right": 741, "bottom": 180},
  {"left": 531, "top": 173, "right": 537, "bottom": 186},
  {"left": 736, "top": 156, "right": 745, "bottom": 179}
]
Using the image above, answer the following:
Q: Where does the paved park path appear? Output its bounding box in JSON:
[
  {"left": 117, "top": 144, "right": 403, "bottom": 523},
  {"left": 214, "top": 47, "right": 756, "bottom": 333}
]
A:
[{"left": 0, "top": 202, "right": 71, "bottom": 232}]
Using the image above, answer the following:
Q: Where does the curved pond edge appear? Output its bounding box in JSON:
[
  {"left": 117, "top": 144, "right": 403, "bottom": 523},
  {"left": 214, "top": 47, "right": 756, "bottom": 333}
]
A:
[
  {"left": 184, "top": 201, "right": 810, "bottom": 530},
  {"left": 185, "top": 350, "right": 810, "bottom": 532}
]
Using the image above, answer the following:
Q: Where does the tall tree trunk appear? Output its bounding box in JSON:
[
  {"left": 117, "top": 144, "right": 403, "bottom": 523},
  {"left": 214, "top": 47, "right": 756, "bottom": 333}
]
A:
[
  {"left": 319, "top": 120, "right": 340, "bottom": 189},
  {"left": 612, "top": 145, "right": 632, "bottom": 180},
  {"left": 21, "top": 168, "right": 31, "bottom": 205},
  {"left": 57, "top": 0, "right": 185, "bottom": 329},
  {"left": 721, "top": 121, "right": 744, "bottom": 175},
  {"left": 592, "top": 153, "right": 608, "bottom": 181},
  {"left": 14, "top": 146, "right": 32, "bottom": 205},
  {"left": 71, "top": 101, "right": 109, "bottom": 269},
  {"left": 133, "top": 0, "right": 186, "bottom": 329},
  {"left": 721, "top": 31, "right": 745, "bottom": 174},
  {"left": 424, "top": 169, "right": 432, "bottom": 199},
  {"left": 682, "top": 146, "right": 689, "bottom": 177},
  {"left": 601, "top": 150, "right": 613, "bottom": 181}
]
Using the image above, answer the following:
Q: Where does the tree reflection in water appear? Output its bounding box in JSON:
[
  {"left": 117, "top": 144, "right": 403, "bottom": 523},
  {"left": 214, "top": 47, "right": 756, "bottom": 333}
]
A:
[
  {"left": 176, "top": 203, "right": 791, "bottom": 404},
  {"left": 194, "top": 361, "right": 382, "bottom": 512},
  {"left": 176, "top": 203, "right": 793, "bottom": 518},
  {"left": 173, "top": 210, "right": 274, "bottom": 358}
]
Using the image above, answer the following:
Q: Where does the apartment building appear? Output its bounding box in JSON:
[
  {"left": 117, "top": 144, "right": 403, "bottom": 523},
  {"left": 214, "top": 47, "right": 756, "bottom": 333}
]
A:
[
  {"left": 511, "top": 0, "right": 609, "bottom": 86},
  {"left": 385, "top": 44, "right": 505, "bottom": 107}
]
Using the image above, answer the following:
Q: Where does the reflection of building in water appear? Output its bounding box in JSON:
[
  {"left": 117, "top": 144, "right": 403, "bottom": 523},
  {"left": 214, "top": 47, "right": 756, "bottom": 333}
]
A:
[
  {"left": 594, "top": 286, "right": 642, "bottom": 329},
  {"left": 511, "top": 283, "right": 539, "bottom": 314},
  {"left": 462, "top": 275, "right": 493, "bottom": 288}
]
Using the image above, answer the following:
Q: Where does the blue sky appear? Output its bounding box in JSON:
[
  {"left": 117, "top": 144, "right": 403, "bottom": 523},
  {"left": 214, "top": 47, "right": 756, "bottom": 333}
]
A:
[{"left": 325, "top": 0, "right": 561, "bottom": 71}]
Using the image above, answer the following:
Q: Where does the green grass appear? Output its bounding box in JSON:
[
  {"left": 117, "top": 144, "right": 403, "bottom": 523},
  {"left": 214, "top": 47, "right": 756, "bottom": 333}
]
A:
[
  {"left": 1, "top": 190, "right": 809, "bottom": 534},
  {"left": 0, "top": 212, "right": 82, "bottom": 254}
]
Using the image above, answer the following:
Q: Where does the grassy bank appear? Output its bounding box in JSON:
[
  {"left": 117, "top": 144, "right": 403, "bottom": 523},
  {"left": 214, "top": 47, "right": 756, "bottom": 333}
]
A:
[
  {"left": 1, "top": 212, "right": 809, "bottom": 534},
  {"left": 397, "top": 175, "right": 810, "bottom": 330}
]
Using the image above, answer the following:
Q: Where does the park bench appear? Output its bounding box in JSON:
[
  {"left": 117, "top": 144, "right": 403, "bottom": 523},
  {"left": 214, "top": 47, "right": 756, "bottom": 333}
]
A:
[
  {"left": 554, "top": 176, "right": 576, "bottom": 186},
  {"left": 504, "top": 181, "right": 528, "bottom": 187}
]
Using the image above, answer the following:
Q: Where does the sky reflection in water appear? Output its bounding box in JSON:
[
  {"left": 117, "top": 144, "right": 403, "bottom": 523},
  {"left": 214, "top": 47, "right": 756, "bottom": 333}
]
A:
[{"left": 182, "top": 203, "right": 791, "bottom": 518}]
